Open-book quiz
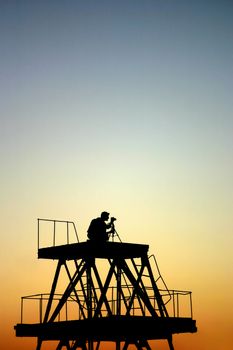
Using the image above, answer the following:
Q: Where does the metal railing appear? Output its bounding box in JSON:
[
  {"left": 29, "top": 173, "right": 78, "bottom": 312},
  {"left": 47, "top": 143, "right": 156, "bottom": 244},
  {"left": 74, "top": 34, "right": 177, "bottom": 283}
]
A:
[
  {"left": 20, "top": 287, "right": 193, "bottom": 324},
  {"left": 158, "top": 289, "right": 193, "bottom": 319},
  {"left": 20, "top": 293, "right": 76, "bottom": 323},
  {"left": 37, "top": 218, "right": 79, "bottom": 250},
  {"left": 148, "top": 254, "right": 172, "bottom": 305}
]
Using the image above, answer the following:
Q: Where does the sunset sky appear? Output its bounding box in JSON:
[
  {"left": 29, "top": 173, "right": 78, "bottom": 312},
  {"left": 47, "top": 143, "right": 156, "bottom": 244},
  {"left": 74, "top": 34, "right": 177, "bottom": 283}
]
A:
[{"left": 1, "top": 1, "right": 233, "bottom": 349}]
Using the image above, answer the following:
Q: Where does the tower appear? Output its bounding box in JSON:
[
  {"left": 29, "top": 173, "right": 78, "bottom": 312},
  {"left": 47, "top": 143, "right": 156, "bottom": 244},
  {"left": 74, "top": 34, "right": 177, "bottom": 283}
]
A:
[{"left": 15, "top": 218, "right": 197, "bottom": 350}]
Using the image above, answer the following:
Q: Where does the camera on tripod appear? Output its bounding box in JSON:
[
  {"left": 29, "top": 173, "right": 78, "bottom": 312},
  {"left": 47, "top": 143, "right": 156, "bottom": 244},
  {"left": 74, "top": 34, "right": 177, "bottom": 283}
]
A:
[{"left": 109, "top": 217, "right": 121, "bottom": 242}]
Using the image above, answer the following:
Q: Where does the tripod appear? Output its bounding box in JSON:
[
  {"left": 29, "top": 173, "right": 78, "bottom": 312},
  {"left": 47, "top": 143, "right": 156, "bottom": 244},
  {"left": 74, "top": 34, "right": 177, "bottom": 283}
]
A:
[{"left": 109, "top": 223, "right": 122, "bottom": 242}]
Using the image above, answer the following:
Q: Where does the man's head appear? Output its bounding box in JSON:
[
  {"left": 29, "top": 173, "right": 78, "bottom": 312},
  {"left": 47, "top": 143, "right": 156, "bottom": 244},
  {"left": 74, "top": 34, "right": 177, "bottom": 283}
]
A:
[{"left": 101, "top": 211, "right": 110, "bottom": 221}]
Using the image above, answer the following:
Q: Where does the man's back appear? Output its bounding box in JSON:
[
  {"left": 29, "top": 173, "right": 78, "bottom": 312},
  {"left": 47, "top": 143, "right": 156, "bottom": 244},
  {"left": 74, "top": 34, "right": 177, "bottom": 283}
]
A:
[{"left": 87, "top": 217, "right": 108, "bottom": 241}]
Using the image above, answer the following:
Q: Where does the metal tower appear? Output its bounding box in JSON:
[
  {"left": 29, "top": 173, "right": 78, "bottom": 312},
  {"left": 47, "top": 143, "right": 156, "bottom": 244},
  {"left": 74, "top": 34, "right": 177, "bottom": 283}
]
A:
[{"left": 15, "top": 219, "right": 197, "bottom": 350}]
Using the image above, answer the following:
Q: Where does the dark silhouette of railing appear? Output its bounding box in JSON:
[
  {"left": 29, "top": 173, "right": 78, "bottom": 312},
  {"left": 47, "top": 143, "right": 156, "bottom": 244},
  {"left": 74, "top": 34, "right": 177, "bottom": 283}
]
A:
[
  {"left": 20, "top": 287, "right": 193, "bottom": 324},
  {"left": 37, "top": 218, "right": 79, "bottom": 249}
]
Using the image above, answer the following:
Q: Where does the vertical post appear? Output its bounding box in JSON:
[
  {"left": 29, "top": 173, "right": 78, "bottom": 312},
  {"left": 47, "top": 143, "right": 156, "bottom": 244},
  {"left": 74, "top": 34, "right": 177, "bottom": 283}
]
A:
[
  {"left": 177, "top": 293, "right": 179, "bottom": 317},
  {"left": 21, "top": 297, "right": 23, "bottom": 323},
  {"left": 36, "top": 338, "right": 42, "bottom": 350},
  {"left": 88, "top": 339, "right": 93, "bottom": 350},
  {"left": 117, "top": 266, "right": 121, "bottom": 316},
  {"left": 73, "top": 222, "right": 79, "bottom": 243},
  {"left": 86, "top": 260, "right": 92, "bottom": 319},
  {"left": 172, "top": 291, "right": 175, "bottom": 317},
  {"left": 37, "top": 219, "right": 40, "bottom": 251},
  {"left": 65, "top": 300, "right": 68, "bottom": 321},
  {"left": 190, "top": 292, "right": 193, "bottom": 319},
  {"left": 53, "top": 221, "right": 56, "bottom": 246},
  {"left": 167, "top": 335, "right": 174, "bottom": 350},
  {"left": 39, "top": 295, "right": 42, "bottom": 323},
  {"left": 116, "top": 340, "right": 121, "bottom": 350},
  {"left": 67, "top": 221, "right": 69, "bottom": 244}
]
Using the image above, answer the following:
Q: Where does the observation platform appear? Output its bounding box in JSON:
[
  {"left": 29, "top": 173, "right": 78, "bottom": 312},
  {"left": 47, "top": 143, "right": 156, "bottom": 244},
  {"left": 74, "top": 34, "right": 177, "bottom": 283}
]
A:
[
  {"left": 38, "top": 241, "right": 149, "bottom": 260},
  {"left": 15, "top": 316, "right": 197, "bottom": 341},
  {"left": 15, "top": 219, "right": 197, "bottom": 350}
]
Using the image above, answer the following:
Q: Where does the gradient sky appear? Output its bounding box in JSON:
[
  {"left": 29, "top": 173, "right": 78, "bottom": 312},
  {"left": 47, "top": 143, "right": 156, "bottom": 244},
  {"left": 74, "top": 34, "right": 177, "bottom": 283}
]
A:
[{"left": 1, "top": 1, "right": 233, "bottom": 349}]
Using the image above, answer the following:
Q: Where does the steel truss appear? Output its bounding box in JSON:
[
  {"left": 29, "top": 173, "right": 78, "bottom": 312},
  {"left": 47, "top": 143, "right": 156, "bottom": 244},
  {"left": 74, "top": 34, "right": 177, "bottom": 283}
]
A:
[
  {"left": 34, "top": 250, "right": 175, "bottom": 350},
  {"left": 15, "top": 239, "right": 196, "bottom": 350}
]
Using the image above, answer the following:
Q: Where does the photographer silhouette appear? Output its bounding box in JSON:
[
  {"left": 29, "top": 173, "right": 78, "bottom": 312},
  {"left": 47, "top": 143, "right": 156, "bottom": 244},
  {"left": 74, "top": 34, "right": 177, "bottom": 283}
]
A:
[{"left": 87, "top": 212, "right": 116, "bottom": 242}]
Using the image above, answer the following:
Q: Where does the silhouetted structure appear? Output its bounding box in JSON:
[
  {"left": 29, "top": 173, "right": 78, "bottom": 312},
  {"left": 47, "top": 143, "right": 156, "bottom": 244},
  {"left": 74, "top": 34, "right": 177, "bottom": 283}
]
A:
[{"left": 14, "top": 218, "right": 197, "bottom": 350}]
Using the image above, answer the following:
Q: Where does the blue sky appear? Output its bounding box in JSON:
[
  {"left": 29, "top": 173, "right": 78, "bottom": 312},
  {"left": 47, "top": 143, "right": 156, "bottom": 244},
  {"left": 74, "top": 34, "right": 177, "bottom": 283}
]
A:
[{"left": 1, "top": 1, "right": 232, "bottom": 207}]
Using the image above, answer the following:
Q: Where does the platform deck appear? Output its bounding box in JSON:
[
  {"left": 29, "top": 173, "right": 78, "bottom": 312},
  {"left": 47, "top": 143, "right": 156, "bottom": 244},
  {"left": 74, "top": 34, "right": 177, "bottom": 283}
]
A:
[
  {"left": 15, "top": 316, "right": 197, "bottom": 341},
  {"left": 38, "top": 241, "right": 149, "bottom": 260}
]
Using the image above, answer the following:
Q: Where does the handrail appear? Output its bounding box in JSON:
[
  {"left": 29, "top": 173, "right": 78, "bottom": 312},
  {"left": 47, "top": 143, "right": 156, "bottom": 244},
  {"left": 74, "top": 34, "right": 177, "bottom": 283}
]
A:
[
  {"left": 20, "top": 287, "right": 193, "bottom": 324},
  {"left": 148, "top": 254, "right": 172, "bottom": 305},
  {"left": 37, "top": 218, "right": 79, "bottom": 250},
  {"left": 157, "top": 289, "right": 193, "bottom": 319}
]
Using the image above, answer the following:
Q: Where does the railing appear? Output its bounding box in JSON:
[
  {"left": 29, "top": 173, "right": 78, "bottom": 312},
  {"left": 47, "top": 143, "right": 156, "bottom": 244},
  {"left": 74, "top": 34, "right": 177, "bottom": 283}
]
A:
[
  {"left": 158, "top": 289, "right": 193, "bottom": 319},
  {"left": 20, "top": 287, "right": 193, "bottom": 324},
  {"left": 148, "top": 254, "right": 172, "bottom": 305},
  {"left": 37, "top": 218, "right": 79, "bottom": 250},
  {"left": 20, "top": 293, "right": 78, "bottom": 324}
]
